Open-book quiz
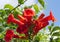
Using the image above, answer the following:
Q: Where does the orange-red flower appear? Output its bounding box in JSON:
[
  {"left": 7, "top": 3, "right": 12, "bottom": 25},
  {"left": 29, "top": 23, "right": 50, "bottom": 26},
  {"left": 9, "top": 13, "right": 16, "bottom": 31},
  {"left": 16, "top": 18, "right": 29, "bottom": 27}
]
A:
[
  {"left": 4, "top": 29, "right": 14, "bottom": 42},
  {"left": 16, "top": 25, "right": 28, "bottom": 34},
  {"left": 40, "top": 11, "right": 56, "bottom": 22},
  {"left": 7, "top": 14, "right": 24, "bottom": 26},
  {"left": 23, "top": 8, "right": 35, "bottom": 17},
  {"left": 17, "top": 14, "right": 27, "bottom": 23},
  {"left": 50, "top": 11, "right": 56, "bottom": 22},
  {"left": 33, "top": 11, "right": 56, "bottom": 35},
  {"left": 6, "top": 9, "right": 56, "bottom": 40},
  {"left": 7, "top": 14, "right": 14, "bottom": 24},
  {"left": 38, "top": 13, "right": 45, "bottom": 20},
  {"left": 23, "top": 8, "right": 35, "bottom": 21}
]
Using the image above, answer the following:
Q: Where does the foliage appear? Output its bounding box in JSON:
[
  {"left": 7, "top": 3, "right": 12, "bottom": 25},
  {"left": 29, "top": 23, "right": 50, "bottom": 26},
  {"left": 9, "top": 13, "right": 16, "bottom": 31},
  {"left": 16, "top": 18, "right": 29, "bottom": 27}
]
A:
[{"left": 0, "top": 0, "right": 59, "bottom": 42}]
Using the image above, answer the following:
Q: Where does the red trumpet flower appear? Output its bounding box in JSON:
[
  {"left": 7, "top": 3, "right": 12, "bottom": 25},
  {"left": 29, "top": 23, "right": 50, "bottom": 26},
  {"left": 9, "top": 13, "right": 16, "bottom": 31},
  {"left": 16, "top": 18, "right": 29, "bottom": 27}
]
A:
[
  {"left": 7, "top": 14, "right": 24, "bottom": 26},
  {"left": 17, "top": 14, "right": 27, "bottom": 23},
  {"left": 23, "top": 8, "right": 35, "bottom": 17},
  {"left": 38, "top": 13, "right": 45, "bottom": 20},
  {"left": 23, "top": 8, "right": 35, "bottom": 21},
  {"left": 6, "top": 8, "right": 56, "bottom": 40},
  {"left": 4, "top": 29, "right": 14, "bottom": 42},
  {"left": 33, "top": 11, "right": 56, "bottom": 35},
  {"left": 7, "top": 14, "right": 14, "bottom": 24},
  {"left": 40, "top": 11, "right": 56, "bottom": 22}
]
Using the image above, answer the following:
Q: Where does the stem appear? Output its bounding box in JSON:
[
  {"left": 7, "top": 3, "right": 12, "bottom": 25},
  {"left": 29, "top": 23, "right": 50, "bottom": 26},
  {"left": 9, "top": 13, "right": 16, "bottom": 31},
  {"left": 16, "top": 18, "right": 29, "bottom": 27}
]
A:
[
  {"left": 50, "top": 37, "right": 53, "bottom": 42},
  {"left": 29, "top": 34, "right": 33, "bottom": 42},
  {"left": 10, "top": 0, "right": 27, "bottom": 13},
  {"left": 11, "top": 4, "right": 21, "bottom": 12},
  {"left": 9, "top": 4, "right": 21, "bottom": 13}
]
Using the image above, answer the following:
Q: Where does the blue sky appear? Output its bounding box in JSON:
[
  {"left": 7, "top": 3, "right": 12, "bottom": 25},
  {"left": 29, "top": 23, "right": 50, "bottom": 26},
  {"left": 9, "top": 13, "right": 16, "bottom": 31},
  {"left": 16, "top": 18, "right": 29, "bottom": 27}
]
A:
[
  {"left": 44, "top": 0, "right": 60, "bottom": 26},
  {"left": 0, "top": 0, "right": 60, "bottom": 26}
]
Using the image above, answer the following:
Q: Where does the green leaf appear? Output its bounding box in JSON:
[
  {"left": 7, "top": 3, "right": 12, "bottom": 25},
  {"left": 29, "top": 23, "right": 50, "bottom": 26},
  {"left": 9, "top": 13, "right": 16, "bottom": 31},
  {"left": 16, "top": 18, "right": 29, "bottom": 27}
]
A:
[
  {"left": 5, "top": 8, "right": 11, "bottom": 15},
  {"left": 0, "top": 17, "right": 3, "bottom": 21},
  {"left": 18, "top": 0, "right": 24, "bottom": 4},
  {"left": 33, "top": 4, "right": 39, "bottom": 14},
  {"left": 34, "top": 36, "right": 40, "bottom": 42},
  {"left": 0, "top": 33, "right": 4, "bottom": 39},
  {"left": 55, "top": 38, "right": 60, "bottom": 42},
  {"left": 48, "top": 26, "right": 52, "bottom": 31},
  {"left": 51, "top": 23, "right": 54, "bottom": 26},
  {"left": 52, "top": 26, "right": 60, "bottom": 32},
  {"left": 52, "top": 31, "right": 60, "bottom": 36},
  {"left": 15, "top": 8, "right": 22, "bottom": 14},
  {"left": 4, "top": 4, "right": 14, "bottom": 10},
  {"left": 38, "top": 0, "right": 45, "bottom": 8},
  {"left": 0, "top": 27, "right": 4, "bottom": 33},
  {"left": 33, "top": 15, "right": 38, "bottom": 19},
  {"left": 0, "top": 9, "right": 6, "bottom": 15}
]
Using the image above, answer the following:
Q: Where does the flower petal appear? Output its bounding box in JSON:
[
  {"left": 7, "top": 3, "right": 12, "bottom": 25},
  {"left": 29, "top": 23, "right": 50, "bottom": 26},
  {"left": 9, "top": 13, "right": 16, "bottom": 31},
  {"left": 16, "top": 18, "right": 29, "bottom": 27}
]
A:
[
  {"left": 4, "top": 29, "right": 14, "bottom": 42},
  {"left": 23, "top": 8, "right": 35, "bottom": 17},
  {"left": 50, "top": 11, "right": 56, "bottom": 22},
  {"left": 38, "top": 13, "right": 45, "bottom": 20},
  {"left": 17, "top": 14, "right": 27, "bottom": 22},
  {"left": 7, "top": 14, "right": 14, "bottom": 24}
]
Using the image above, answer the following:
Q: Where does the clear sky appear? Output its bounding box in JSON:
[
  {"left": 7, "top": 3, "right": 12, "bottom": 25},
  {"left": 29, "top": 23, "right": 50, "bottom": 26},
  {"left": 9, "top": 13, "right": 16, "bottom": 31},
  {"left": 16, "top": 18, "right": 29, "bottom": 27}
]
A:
[
  {"left": 44, "top": 0, "right": 60, "bottom": 26},
  {"left": 0, "top": 0, "right": 60, "bottom": 26}
]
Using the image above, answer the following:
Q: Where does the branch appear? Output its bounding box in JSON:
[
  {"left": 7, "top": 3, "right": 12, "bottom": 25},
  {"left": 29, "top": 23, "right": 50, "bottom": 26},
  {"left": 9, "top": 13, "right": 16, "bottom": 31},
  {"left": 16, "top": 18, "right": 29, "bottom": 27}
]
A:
[
  {"left": 10, "top": 0, "right": 27, "bottom": 13},
  {"left": 11, "top": 4, "right": 21, "bottom": 12}
]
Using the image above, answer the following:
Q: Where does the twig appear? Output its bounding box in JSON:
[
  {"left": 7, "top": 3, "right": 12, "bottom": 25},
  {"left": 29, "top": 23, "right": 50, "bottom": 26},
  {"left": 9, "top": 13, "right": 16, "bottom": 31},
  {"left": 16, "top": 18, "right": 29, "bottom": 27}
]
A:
[
  {"left": 11, "top": 4, "right": 21, "bottom": 12},
  {"left": 10, "top": 0, "right": 27, "bottom": 13}
]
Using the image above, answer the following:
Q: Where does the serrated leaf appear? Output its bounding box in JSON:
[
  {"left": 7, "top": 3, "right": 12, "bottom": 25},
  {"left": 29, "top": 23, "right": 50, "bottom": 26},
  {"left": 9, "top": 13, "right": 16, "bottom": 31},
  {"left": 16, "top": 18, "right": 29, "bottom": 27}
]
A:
[
  {"left": 38, "top": 0, "right": 45, "bottom": 8},
  {"left": 52, "top": 26, "right": 60, "bottom": 32},
  {"left": 4, "top": 4, "right": 14, "bottom": 10},
  {"left": 52, "top": 31, "right": 60, "bottom": 36},
  {"left": 18, "top": 0, "right": 24, "bottom": 4},
  {"left": 33, "top": 4, "right": 39, "bottom": 14}
]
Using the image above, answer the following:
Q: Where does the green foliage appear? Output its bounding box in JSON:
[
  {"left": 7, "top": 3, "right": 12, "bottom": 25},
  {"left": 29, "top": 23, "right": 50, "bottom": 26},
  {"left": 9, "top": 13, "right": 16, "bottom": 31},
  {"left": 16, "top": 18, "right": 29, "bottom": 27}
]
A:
[
  {"left": 52, "top": 31, "right": 60, "bottom": 36},
  {"left": 54, "top": 38, "right": 60, "bottom": 42},
  {"left": 48, "top": 26, "right": 52, "bottom": 31},
  {"left": 4, "top": 4, "right": 14, "bottom": 10},
  {"left": 48, "top": 23, "right": 60, "bottom": 42},
  {"left": 0, "top": 33, "right": 4, "bottom": 39},
  {"left": 48, "top": 23, "right": 54, "bottom": 32},
  {"left": 33, "top": 4, "right": 39, "bottom": 14},
  {"left": 52, "top": 26, "right": 60, "bottom": 33},
  {"left": 38, "top": 0, "right": 45, "bottom": 8},
  {"left": 0, "top": 27, "right": 4, "bottom": 33},
  {"left": 33, "top": 32, "right": 49, "bottom": 42},
  {"left": 1, "top": 0, "right": 60, "bottom": 42},
  {"left": 33, "top": 15, "right": 38, "bottom": 20},
  {"left": 15, "top": 8, "right": 22, "bottom": 14},
  {"left": 18, "top": 0, "right": 24, "bottom": 4},
  {"left": 34, "top": 36, "right": 40, "bottom": 42}
]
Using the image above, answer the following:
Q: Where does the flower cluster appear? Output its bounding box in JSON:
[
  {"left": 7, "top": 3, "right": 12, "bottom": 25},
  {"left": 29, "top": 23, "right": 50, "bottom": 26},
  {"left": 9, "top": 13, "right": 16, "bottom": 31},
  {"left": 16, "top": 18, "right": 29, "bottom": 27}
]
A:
[{"left": 4, "top": 8, "right": 56, "bottom": 42}]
